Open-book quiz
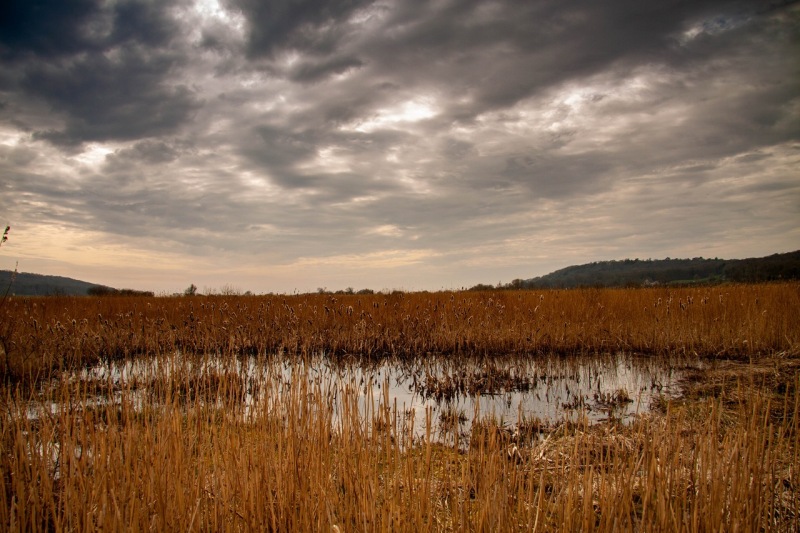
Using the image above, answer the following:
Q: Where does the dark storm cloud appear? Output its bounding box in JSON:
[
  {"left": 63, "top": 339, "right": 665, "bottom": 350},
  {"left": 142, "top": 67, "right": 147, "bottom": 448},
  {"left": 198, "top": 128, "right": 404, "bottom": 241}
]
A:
[
  {"left": 108, "top": 0, "right": 179, "bottom": 47},
  {"left": 0, "top": 0, "right": 199, "bottom": 146},
  {"left": 228, "top": 0, "right": 374, "bottom": 58},
  {"left": 0, "top": 0, "right": 102, "bottom": 59},
  {"left": 24, "top": 50, "right": 198, "bottom": 145},
  {"left": 0, "top": 0, "right": 179, "bottom": 59},
  {"left": 309, "top": 0, "right": 764, "bottom": 116},
  {"left": 221, "top": 0, "right": 799, "bottom": 172}
]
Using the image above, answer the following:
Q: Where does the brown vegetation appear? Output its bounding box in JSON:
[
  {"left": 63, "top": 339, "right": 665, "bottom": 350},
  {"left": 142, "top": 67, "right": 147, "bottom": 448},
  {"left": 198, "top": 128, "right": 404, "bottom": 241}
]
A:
[
  {"left": 1, "top": 284, "right": 798, "bottom": 530},
  {"left": 1, "top": 355, "right": 797, "bottom": 531},
  {"left": 1, "top": 283, "right": 798, "bottom": 384}
]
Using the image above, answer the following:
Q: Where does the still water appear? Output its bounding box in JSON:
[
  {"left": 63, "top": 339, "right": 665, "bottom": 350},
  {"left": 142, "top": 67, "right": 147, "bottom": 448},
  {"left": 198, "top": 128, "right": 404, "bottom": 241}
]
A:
[{"left": 70, "top": 351, "right": 686, "bottom": 442}]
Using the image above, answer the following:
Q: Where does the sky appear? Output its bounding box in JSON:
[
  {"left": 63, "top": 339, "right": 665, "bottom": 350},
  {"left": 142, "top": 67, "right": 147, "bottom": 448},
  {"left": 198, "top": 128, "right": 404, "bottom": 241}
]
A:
[{"left": 1, "top": 0, "right": 798, "bottom": 294}]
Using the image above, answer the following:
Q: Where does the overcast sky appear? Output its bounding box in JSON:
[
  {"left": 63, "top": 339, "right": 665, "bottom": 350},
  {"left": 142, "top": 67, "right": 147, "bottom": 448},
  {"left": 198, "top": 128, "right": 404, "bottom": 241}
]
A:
[{"left": 1, "top": 0, "right": 798, "bottom": 293}]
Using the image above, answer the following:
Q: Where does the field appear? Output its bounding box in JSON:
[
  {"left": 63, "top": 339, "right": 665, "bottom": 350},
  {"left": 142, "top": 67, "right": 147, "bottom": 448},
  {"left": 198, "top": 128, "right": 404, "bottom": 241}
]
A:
[{"left": 1, "top": 284, "right": 799, "bottom": 531}]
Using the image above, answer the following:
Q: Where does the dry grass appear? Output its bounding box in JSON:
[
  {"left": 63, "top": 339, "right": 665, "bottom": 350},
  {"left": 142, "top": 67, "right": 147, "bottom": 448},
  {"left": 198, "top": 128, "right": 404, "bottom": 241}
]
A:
[
  {"left": 1, "top": 284, "right": 798, "bottom": 531},
  {"left": 1, "top": 356, "right": 797, "bottom": 531},
  {"left": 2, "top": 283, "right": 798, "bottom": 384}
]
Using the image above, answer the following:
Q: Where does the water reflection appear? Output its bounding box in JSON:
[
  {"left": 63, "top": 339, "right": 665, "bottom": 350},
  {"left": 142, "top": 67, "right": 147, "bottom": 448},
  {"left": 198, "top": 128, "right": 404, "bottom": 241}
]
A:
[{"left": 65, "top": 352, "right": 685, "bottom": 443}]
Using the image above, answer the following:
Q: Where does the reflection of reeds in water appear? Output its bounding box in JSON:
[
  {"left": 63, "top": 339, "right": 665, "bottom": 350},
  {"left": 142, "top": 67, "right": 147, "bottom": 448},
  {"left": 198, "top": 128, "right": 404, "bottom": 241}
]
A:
[
  {"left": 2, "top": 355, "right": 797, "bottom": 531},
  {"left": 416, "top": 358, "right": 535, "bottom": 401},
  {"left": 438, "top": 405, "right": 468, "bottom": 435}
]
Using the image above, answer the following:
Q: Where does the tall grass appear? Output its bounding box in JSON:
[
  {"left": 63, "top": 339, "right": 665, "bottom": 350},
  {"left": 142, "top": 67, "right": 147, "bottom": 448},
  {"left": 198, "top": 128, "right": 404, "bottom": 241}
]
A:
[
  {"left": 1, "top": 284, "right": 797, "bottom": 530},
  {"left": 1, "top": 356, "right": 797, "bottom": 531},
  {"left": 2, "top": 284, "right": 798, "bottom": 384}
]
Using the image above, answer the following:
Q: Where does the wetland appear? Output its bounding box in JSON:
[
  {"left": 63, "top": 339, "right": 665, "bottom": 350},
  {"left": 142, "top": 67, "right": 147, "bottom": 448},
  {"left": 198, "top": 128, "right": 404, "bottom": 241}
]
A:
[{"left": 2, "top": 284, "right": 798, "bottom": 531}]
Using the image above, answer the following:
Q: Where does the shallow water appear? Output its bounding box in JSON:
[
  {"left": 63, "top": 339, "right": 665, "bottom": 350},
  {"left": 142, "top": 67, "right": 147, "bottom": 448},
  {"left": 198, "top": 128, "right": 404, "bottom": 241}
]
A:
[{"left": 64, "top": 352, "right": 686, "bottom": 443}]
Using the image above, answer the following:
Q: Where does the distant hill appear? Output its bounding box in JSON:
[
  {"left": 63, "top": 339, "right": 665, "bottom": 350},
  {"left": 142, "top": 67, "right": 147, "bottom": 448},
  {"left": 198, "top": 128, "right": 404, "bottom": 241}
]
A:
[
  {"left": 473, "top": 250, "right": 800, "bottom": 290},
  {"left": 0, "top": 270, "right": 115, "bottom": 296}
]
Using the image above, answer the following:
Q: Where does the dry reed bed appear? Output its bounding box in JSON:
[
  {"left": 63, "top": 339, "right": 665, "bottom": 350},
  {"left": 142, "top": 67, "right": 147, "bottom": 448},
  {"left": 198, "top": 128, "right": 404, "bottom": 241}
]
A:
[
  {"left": 2, "top": 284, "right": 799, "bottom": 384},
  {"left": 1, "top": 357, "right": 797, "bottom": 531},
  {"left": 1, "top": 284, "right": 798, "bottom": 530}
]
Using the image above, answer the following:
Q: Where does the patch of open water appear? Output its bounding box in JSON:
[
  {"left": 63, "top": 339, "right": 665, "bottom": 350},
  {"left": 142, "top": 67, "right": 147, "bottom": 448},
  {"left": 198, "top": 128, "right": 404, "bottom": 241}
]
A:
[{"left": 59, "top": 352, "right": 687, "bottom": 443}]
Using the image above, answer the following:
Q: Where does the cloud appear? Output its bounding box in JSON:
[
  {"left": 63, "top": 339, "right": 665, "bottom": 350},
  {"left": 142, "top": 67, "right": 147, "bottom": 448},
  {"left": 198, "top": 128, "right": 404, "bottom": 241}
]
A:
[
  {"left": 229, "top": 0, "right": 375, "bottom": 58},
  {"left": 0, "top": 0, "right": 798, "bottom": 292},
  {"left": 1, "top": 0, "right": 199, "bottom": 146},
  {"left": 24, "top": 52, "right": 199, "bottom": 145},
  {"left": 107, "top": 140, "right": 181, "bottom": 166},
  {"left": 0, "top": 0, "right": 103, "bottom": 60},
  {"left": 289, "top": 55, "right": 364, "bottom": 83}
]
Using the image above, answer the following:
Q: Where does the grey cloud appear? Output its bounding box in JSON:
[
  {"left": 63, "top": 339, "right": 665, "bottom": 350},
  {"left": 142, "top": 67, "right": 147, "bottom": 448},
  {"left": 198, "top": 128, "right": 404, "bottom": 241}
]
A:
[
  {"left": 24, "top": 50, "right": 199, "bottom": 145},
  {"left": 289, "top": 55, "right": 364, "bottom": 83},
  {"left": 309, "top": 82, "right": 398, "bottom": 126},
  {"left": 200, "top": 21, "right": 243, "bottom": 54},
  {"left": 483, "top": 151, "right": 614, "bottom": 200},
  {"left": 240, "top": 123, "right": 405, "bottom": 203},
  {"left": 107, "top": 140, "right": 181, "bottom": 166},
  {"left": 4, "top": 163, "right": 268, "bottom": 256},
  {"left": 440, "top": 138, "right": 475, "bottom": 160},
  {"left": 676, "top": 164, "right": 718, "bottom": 175},
  {"left": 1, "top": 0, "right": 798, "bottom": 292},
  {"left": 351, "top": 0, "right": 775, "bottom": 118},
  {"left": 249, "top": 125, "right": 320, "bottom": 173},
  {"left": 733, "top": 152, "right": 772, "bottom": 164},
  {"left": 1, "top": 169, "right": 91, "bottom": 229},
  {"left": 108, "top": 0, "right": 180, "bottom": 48},
  {"left": 0, "top": 144, "right": 38, "bottom": 166},
  {"left": 2, "top": 0, "right": 197, "bottom": 146},
  {"left": 228, "top": 0, "right": 374, "bottom": 58},
  {"left": 736, "top": 177, "right": 800, "bottom": 196},
  {"left": 0, "top": 0, "right": 103, "bottom": 59},
  {"left": 221, "top": 0, "right": 797, "bottom": 246},
  {"left": 0, "top": 0, "right": 181, "bottom": 60}
]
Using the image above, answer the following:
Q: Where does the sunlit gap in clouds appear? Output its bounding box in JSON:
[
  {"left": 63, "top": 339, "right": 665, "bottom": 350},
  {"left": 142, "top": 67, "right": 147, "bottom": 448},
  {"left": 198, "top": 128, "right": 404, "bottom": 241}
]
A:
[
  {"left": 72, "top": 143, "right": 116, "bottom": 168},
  {"left": 365, "top": 224, "right": 417, "bottom": 239},
  {"left": 301, "top": 146, "right": 353, "bottom": 175},
  {"left": 344, "top": 99, "right": 439, "bottom": 133},
  {"left": 237, "top": 170, "right": 278, "bottom": 193},
  {"left": 192, "top": 0, "right": 245, "bottom": 31},
  {"left": 0, "top": 128, "right": 25, "bottom": 147}
]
